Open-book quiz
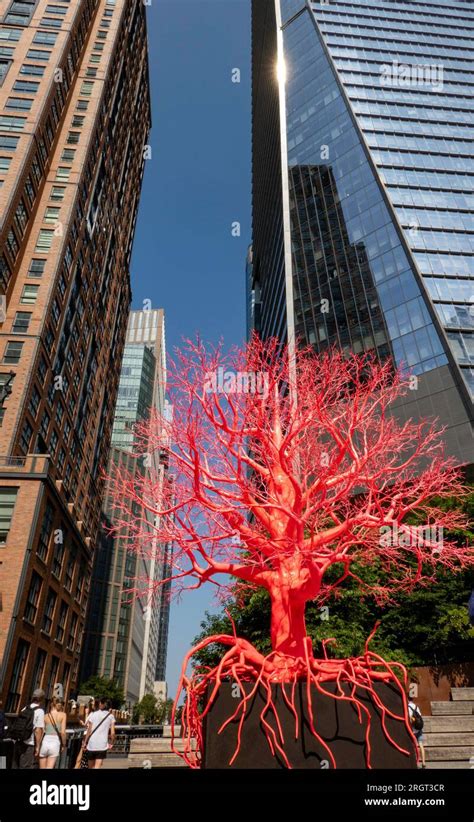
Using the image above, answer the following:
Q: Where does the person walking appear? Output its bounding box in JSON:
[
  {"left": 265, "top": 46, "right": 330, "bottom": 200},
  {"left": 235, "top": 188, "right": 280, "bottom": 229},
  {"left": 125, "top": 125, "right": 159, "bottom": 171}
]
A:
[
  {"left": 408, "top": 698, "right": 426, "bottom": 768},
  {"left": 11, "top": 688, "right": 45, "bottom": 769},
  {"left": 82, "top": 698, "right": 115, "bottom": 769},
  {"left": 39, "top": 697, "right": 67, "bottom": 769},
  {"left": 80, "top": 698, "right": 98, "bottom": 727}
]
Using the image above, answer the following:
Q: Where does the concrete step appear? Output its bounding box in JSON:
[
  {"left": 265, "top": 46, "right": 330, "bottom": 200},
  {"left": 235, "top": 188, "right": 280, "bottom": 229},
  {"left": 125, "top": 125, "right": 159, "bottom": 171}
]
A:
[
  {"left": 102, "top": 758, "right": 129, "bottom": 769},
  {"left": 423, "top": 716, "right": 474, "bottom": 733},
  {"left": 129, "top": 737, "right": 189, "bottom": 753},
  {"left": 128, "top": 752, "right": 189, "bottom": 768},
  {"left": 425, "top": 761, "right": 471, "bottom": 769},
  {"left": 423, "top": 732, "right": 474, "bottom": 747},
  {"left": 451, "top": 688, "right": 474, "bottom": 701},
  {"left": 431, "top": 701, "right": 474, "bottom": 715},
  {"left": 425, "top": 746, "right": 474, "bottom": 762}
]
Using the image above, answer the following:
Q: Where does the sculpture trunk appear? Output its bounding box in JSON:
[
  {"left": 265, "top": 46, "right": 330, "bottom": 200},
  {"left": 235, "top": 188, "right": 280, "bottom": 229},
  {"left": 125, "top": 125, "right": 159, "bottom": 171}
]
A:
[{"left": 270, "top": 587, "right": 310, "bottom": 659}]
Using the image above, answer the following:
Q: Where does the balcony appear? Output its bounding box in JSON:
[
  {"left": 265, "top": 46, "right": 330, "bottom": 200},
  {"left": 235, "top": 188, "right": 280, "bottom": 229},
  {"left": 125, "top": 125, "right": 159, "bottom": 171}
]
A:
[{"left": 0, "top": 454, "right": 53, "bottom": 479}]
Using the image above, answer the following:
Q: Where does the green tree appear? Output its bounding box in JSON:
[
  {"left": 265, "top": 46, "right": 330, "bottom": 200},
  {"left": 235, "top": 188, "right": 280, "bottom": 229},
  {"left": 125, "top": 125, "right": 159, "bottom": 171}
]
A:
[
  {"left": 133, "top": 693, "right": 158, "bottom": 724},
  {"left": 132, "top": 694, "right": 173, "bottom": 724},
  {"left": 78, "top": 675, "right": 125, "bottom": 709},
  {"left": 155, "top": 698, "right": 174, "bottom": 724}
]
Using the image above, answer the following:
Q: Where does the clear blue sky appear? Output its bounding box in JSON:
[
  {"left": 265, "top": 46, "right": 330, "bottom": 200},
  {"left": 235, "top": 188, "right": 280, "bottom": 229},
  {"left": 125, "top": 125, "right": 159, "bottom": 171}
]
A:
[{"left": 130, "top": 0, "right": 251, "bottom": 698}]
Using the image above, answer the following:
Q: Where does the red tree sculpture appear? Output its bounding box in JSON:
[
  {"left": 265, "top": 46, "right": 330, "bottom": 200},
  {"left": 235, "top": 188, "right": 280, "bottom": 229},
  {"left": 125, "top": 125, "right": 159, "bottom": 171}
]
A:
[{"left": 107, "top": 336, "right": 471, "bottom": 768}]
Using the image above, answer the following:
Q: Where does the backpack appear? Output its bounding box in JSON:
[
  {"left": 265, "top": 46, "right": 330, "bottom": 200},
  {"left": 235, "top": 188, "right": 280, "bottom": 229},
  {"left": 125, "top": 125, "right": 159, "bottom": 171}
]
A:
[
  {"left": 411, "top": 706, "right": 424, "bottom": 732},
  {"left": 8, "top": 706, "right": 35, "bottom": 742}
]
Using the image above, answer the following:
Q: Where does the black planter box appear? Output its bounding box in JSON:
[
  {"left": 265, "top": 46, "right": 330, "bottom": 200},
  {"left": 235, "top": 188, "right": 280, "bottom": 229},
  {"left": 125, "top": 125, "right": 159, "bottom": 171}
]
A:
[{"left": 202, "top": 680, "right": 417, "bottom": 769}]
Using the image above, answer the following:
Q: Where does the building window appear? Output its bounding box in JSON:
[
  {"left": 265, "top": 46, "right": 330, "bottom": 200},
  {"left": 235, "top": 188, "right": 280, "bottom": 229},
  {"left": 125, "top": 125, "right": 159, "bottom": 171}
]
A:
[
  {"left": 6, "top": 228, "right": 19, "bottom": 258},
  {"left": 50, "top": 185, "right": 65, "bottom": 201},
  {"left": 20, "top": 284, "right": 39, "bottom": 304},
  {"left": 5, "top": 97, "right": 33, "bottom": 111},
  {"left": 64, "top": 551, "right": 75, "bottom": 591},
  {"left": 39, "top": 410, "right": 50, "bottom": 440},
  {"left": 46, "top": 655, "right": 59, "bottom": 696},
  {"left": 62, "top": 661, "right": 71, "bottom": 694},
  {"left": 75, "top": 100, "right": 88, "bottom": 111},
  {"left": 79, "top": 81, "right": 93, "bottom": 96},
  {"left": 57, "top": 271, "right": 66, "bottom": 297},
  {"left": 12, "top": 311, "right": 31, "bottom": 333},
  {"left": 45, "top": 4, "right": 68, "bottom": 14},
  {"left": 28, "top": 385, "right": 40, "bottom": 417},
  {"left": 42, "top": 588, "right": 57, "bottom": 634},
  {"left": 37, "top": 500, "right": 54, "bottom": 560},
  {"left": 13, "top": 79, "right": 39, "bottom": 93},
  {"left": 54, "top": 402, "right": 64, "bottom": 426},
  {"left": 74, "top": 563, "right": 85, "bottom": 601},
  {"left": 0, "top": 487, "right": 18, "bottom": 544},
  {"left": 57, "top": 447, "right": 65, "bottom": 471},
  {"left": 0, "top": 27, "right": 23, "bottom": 41},
  {"left": 55, "top": 601, "right": 68, "bottom": 642},
  {"left": 32, "top": 648, "right": 47, "bottom": 692},
  {"left": 33, "top": 31, "right": 57, "bottom": 45},
  {"left": 24, "top": 571, "right": 42, "bottom": 623},
  {"left": 19, "top": 63, "right": 45, "bottom": 76},
  {"left": 3, "top": 340, "right": 23, "bottom": 363},
  {"left": 67, "top": 612, "right": 77, "bottom": 649},
  {"left": 40, "top": 17, "right": 62, "bottom": 29},
  {"left": 0, "top": 58, "right": 11, "bottom": 85},
  {"left": 0, "top": 157, "right": 11, "bottom": 173},
  {"left": 60, "top": 148, "right": 75, "bottom": 162},
  {"left": 26, "top": 48, "right": 50, "bottom": 61},
  {"left": 5, "top": 640, "right": 30, "bottom": 712},
  {"left": 49, "top": 428, "right": 58, "bottom": 455},
  {"left": 55, "top": 166, "right": 70, "bottom": 180},
  {"left": 27, "top": 258, "right": 45, "bottom": 277},
  {"left": 14, "top": 200, "right": 28, "bottom": 233},
  {"left": 35, "top": 228, "right": 54, "bottom": 251},
  {"left": 44, "top": 206, "right": 59, "bottom": 224},
  {"left": 19, "top": 419, "right": 33, "bottom": 453},
  {"left": 5, "top": 0, "right": 38, "bottom": 25},
  {"left": 0, "top": 115, "right": 26, "bottom": 131},
  {"left": 0, "top": 136, "right": 19, "bottom": 152},
  {"left": 66, "top": 131, "right": 80, "bottom": 144}
]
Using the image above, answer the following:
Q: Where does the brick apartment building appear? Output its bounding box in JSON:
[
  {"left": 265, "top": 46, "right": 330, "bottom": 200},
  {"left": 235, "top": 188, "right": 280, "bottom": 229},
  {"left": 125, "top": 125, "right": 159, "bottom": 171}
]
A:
[{"left": 0, "top": 0, "right": 151, "bottom": 711}]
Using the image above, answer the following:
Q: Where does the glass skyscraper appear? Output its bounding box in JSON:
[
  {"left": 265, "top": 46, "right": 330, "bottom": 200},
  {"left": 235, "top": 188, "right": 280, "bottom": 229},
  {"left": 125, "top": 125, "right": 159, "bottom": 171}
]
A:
[
  {"left": 251, "top": 0, "right": 473, "bottom": 462},
  {"left": 81, "top": 309, "right": 172, "bottom": 704}
]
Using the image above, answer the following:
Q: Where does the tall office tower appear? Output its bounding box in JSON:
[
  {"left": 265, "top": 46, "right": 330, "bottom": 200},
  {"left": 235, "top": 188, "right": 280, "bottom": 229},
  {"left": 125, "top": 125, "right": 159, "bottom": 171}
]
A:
[
  {"left": 250, "top": 0, "right": 473, "bottom": 462},
  {"left": 0, "top": 0, "right": 151, "bottom": 711},
  {"left": 81, "top": 309, "right": 173, "bottom": 705}
]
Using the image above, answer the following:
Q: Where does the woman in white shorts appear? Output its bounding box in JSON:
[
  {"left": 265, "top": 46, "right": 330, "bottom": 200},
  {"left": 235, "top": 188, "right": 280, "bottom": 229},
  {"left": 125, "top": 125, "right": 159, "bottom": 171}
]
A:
[{"left": 39, "top": 697, "right": 67, "bottom": 769}]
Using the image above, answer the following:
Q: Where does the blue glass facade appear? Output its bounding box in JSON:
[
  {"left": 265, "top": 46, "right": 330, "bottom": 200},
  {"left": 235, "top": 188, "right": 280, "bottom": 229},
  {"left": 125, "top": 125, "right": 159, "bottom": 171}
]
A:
[
  {"left": 251, "top": 0, "right": 473, "bottom": 461},
  {"left": 310, "top": 0, "right": 474, "bottom": 395},
  {"left": 110, "top": 343, "right": 155, "bottom": 451}
]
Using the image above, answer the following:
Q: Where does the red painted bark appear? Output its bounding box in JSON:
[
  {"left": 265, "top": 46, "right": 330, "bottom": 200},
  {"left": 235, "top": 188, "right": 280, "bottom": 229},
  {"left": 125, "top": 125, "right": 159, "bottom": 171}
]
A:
[{"left": 106, "top": 336, "right": 473, "bottom": 767}]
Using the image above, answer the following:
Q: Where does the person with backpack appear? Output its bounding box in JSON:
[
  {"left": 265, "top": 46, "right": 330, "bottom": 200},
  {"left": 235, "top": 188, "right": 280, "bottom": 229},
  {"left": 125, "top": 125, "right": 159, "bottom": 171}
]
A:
[
  {"left": 81, "top": 698, "right": 115, "bottom": 769},
  {"left": 408, "top": 698, "right": 426, "bottom": 768},
  {"left": 39, "top": 697, "right": 67, "bottom": 769},
  {"left": 11, "top": 688, "right": 45, "bottom": 769}
]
